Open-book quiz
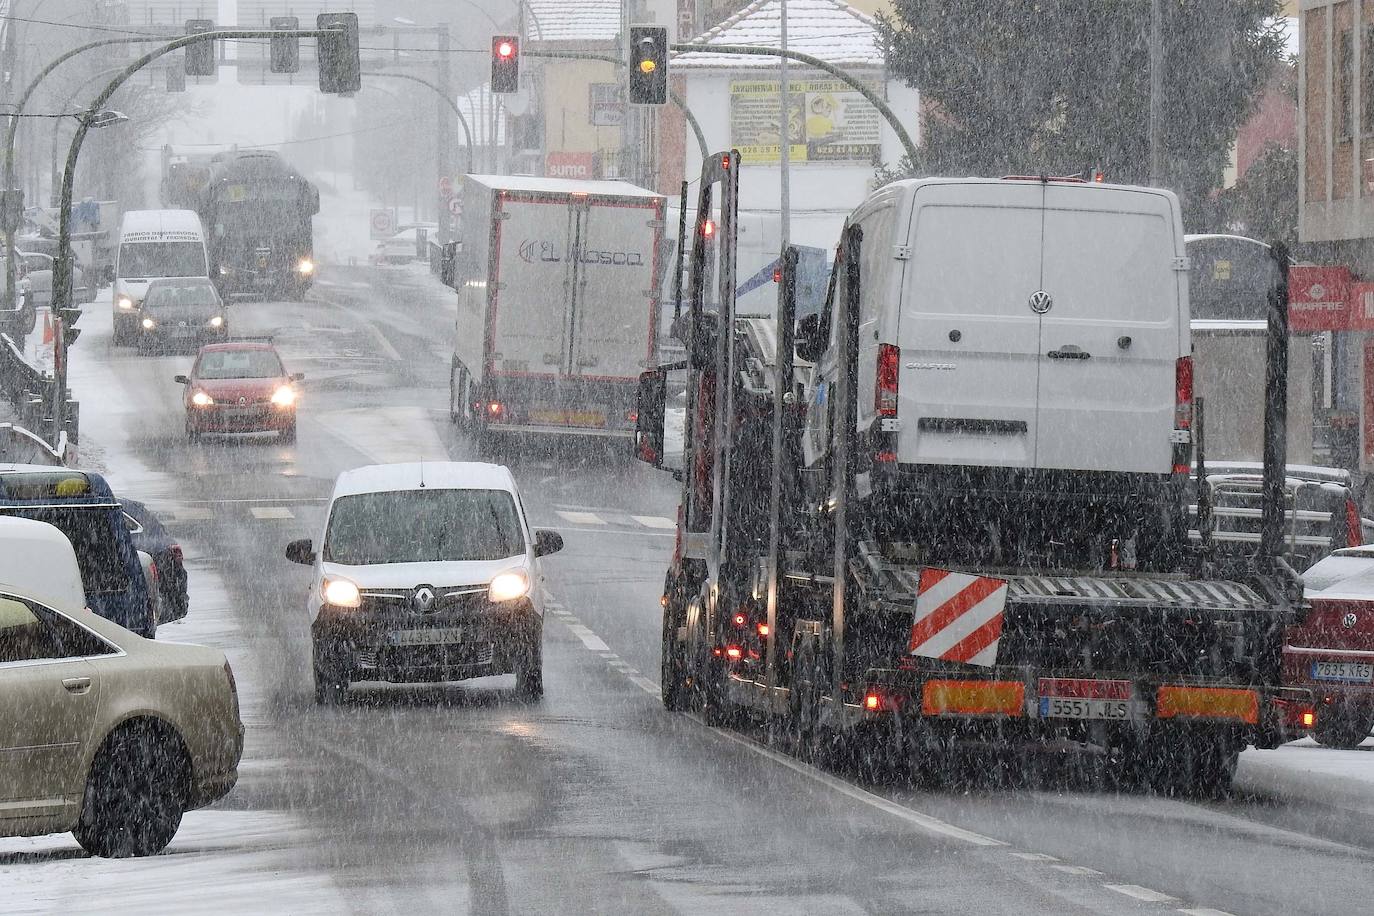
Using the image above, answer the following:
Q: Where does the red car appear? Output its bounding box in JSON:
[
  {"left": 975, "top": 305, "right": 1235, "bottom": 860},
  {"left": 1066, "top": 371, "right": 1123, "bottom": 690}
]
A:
[
  {"left": 175, "top": 341, "right": 303, "bottom": 442},
  {"left": 1289, "top": 546, "right": 1374, "bottom": 748}
]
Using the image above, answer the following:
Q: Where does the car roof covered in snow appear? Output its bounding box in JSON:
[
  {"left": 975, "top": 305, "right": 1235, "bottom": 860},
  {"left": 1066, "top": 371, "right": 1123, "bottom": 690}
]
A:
[
  {"left": 463, "top": 174, "right": 662, "bottom": 199},
  {"left": 331, "top": 462, "right": 518, "bottom": 499}
]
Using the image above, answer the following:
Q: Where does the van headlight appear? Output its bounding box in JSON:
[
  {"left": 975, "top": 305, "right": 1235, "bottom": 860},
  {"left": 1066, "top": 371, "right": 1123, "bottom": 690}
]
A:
[
  {"left": 117, "top": 295, "right": 134, "bottom": 310},
  {"left": 141, "top": 317, "right": 155, "bottom": 330},
  {"left": 322, "top": 578, "right": 361, "bottom": 608},
  {"left": 488, "top": 569, "right": 530, "bottom": 603},
  {"left": 296, "top": 258, "right": 314, "bottom": 275},
  {"left": 209, "top": 314, "right": 224, "bottom": 328}
]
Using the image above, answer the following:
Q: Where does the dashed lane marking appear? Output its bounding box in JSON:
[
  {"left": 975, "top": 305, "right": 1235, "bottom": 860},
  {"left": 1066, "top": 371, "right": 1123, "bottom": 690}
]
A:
[
  {"left": 1178, "top": 909, "right": 1240, "bottom": 916},
  {"left": 1050, "top": 865, "right": 1101, "bottom": 876},
  {"left": 564, "top": 622, "right": 610, "bottom": 652},
  {"left": 250, "top": 506, "right": 296, "bottom": 520},
  {"left": 1009, "top": 852, "right": 1059, "bottom": 862},
  {"left": 1103, "top": 885, "right": 1179, "bottom": 904},
  {"left": 557, "top": 511, "right": 606, "bottom": 526},
  {"left": 633, "top": 515, "right": 678, "bottom": 529},
  {"left": 165, "top": 506, "right": 214, "bottom": 521}
]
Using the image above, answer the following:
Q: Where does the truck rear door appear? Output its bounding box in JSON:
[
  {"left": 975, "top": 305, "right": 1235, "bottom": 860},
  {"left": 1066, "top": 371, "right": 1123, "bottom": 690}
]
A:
[
  {"left": 1036, "top": 186, "right": 1179, "bottom": 474},
  {"left": 897, "top": 183, "right": 1043, "bottom": 468},
  {"left": 569, "top": 197, "right": 660, "bottom": 380},
  {"left": 491, "top": 194, "right": 574, "bottom": 377}
]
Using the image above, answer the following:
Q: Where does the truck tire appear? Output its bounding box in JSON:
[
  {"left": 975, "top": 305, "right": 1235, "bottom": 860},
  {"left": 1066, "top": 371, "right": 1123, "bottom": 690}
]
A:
[
  {"left": 661, "top": 601, "right": 689, "bottom": 712},
  {"left": 1151, "top": 732, "right": 1239, "bottom": 798},
  {"left": 1314, "top": 708, "right": 1373, "bottom": 749}
]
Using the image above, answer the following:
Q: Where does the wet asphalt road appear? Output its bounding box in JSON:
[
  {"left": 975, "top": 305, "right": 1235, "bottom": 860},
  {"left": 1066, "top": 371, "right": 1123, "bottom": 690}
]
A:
[{"left": 61, "top": 264, "right": 1374, "bottom": 915}]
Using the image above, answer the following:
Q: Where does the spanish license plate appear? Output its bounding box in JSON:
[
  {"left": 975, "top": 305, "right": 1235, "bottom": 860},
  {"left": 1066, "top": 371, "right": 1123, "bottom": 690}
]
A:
[
  {"left": 1311, "top": 660, "right": 1374, "bottom": 682},
  {"left": 566, "top": 409, "right": 606, "bottom": 428},
  {"left": 389, "top": 627, "right": 463, "bottom": 646},
  {"left": 1039, "top": 697, "right": 1132, "bottom": 720}
]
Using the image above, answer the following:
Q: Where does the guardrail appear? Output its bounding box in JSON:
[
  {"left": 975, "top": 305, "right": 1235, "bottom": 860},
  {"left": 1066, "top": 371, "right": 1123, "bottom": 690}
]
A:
[{"left": 0, "top": 330, "right": 73, "bottom": 461}]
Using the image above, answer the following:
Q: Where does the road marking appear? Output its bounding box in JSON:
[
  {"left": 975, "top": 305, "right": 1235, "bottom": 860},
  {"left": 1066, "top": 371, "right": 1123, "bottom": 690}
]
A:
[
  {"left": 627, "top": 673, "right": 660, "bottom": 695},
  {"left": 546, "top": 525, "right": 676, "bottom": 539},
  {"left": 557, "top": 510, "right": 606, "bottom": 526},
  {"left": 565, "top": 623, "right": 610, "bottom": 652},
  {"left": 1009, "top": 852, "right": 1059, "bottom": 862},
  {"left": 167, "top": 506, "right": 214, "bottom": 521},
  {"left": 1050, "top": 865, "right": 1101, "bottom": 876},
  {"left": 1178, "top": 909, "right": 1239, "bottom": 916},
  {"left": 1103, "top": 885, "right": 1179, "bottom": 904},
  {"left": 250, "top": 506, "right": 296, "bottom": 520},
  {"left": 633, "top": 515, "right": 677, "bottom": 529}
]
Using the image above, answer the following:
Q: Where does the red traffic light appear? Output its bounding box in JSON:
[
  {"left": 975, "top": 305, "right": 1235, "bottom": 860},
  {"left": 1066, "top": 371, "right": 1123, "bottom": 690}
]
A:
[
  {"left": 496, "top": 40, "right": 515, "bottom": 58},
  {"left": 491, "top": 35, "right": 520, "bottom": 93}
]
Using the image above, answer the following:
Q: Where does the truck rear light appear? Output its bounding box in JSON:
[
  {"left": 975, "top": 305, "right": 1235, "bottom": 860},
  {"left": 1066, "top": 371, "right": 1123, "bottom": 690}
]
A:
[
  {"left": 865, "top": 692, "right": 881, "bottom": 710},
  {"left": 1347, "top": 498, "right": 1363, "bottom": 547},
  {"left": 487, "top": 401, "right": 504, "bottom": 417},
  {"left": 877, "top": 343, "right": 899, "bottom": 416},
  {"left": 756, "top": 622, "right": 769, "bottom": 637},
  {"left": 725, "top": 645, "right": 742, "bottom": 660},
  {"left": 733, "top": 613, "right": 747, "bottom": 627},
  {"left": 1303, "top": 710, "right": 1315, "bottom": 728},
  {"left": 1175, "top": 356, "right": 1193, "bottom": 429}
]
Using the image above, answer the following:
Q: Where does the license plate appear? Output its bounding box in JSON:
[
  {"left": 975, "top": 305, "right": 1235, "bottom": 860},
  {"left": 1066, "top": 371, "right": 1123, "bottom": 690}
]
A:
[
  {"left": 527, "top": 408, "right": 607, "bottom": 428},
  {"left": 1039, "top": 697, "right": 1132, "bottom": 720},
  {"left": 566, "top": 410, "right": 606, "bottom": 428},
  {"left": 389, "top": 627, "right": 464, "bottom": 646},
  {"left": 1311, "top": 660, "right": 1374, "bottom": 682},
  {"left": 172, "top": 328, "right": 195, "bottom": 338}
]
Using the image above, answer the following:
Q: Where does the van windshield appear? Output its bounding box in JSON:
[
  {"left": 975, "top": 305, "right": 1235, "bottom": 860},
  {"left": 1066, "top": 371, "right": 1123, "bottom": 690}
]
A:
[
  {"left": 118, "top": 242, "right": 206, "bottom": 278},
  {"left": 323, "top": 489, "right": 524, "bottom": 565},
  {"left": 1, "top": 507, "right": 130, "bottom": 595}
]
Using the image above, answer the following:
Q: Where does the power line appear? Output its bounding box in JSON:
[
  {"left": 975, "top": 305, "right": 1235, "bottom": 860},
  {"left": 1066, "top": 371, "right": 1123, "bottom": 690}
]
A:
[{"left": 0, "top": 14, "right": 168, "bottom": 37}]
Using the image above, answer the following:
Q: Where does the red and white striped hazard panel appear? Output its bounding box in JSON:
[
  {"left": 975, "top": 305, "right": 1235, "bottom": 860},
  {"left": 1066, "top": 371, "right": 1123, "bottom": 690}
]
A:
[{"left": 909, "top": 568, "right": 1009, "bottom": 667}]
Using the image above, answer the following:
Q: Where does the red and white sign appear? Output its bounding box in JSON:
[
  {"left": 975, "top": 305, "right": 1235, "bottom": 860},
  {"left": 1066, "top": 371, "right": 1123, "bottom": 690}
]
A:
[
  {"left": 369, "top": 208, "right": 396, "bottom": 241},
  {"left": 437, "top": 176, "right": 454, "bottom": 199},
  {"left": 909, "top": 568, "right": 1009, "bottom": 667},
  {"left": 1289, "top": 265, "right": 1354, "bottom": 331},
  {"left": 546, "top": 151, "right": 595, "bottom": 180}
]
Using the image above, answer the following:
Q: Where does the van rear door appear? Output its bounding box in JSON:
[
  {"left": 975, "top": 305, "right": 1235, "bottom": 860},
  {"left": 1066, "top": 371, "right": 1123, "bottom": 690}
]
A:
[
  {"left": 897, "top": 183, "right": 1043, "bottom": 468},
  {"left": 1035, "top": 186, "right": 1179, "bottom": 475}
]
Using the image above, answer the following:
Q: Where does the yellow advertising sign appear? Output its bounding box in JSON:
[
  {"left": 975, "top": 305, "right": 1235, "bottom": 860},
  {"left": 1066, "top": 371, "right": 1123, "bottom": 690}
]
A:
[{"left": 729, "top": 79, "right": 883, "bottom": 164}]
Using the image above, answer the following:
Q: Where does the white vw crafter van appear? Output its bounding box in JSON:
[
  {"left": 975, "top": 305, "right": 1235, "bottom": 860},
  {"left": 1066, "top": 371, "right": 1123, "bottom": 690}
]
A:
[
  {"left": 798, "top": 176, "right": 1193, "bottom": 571},
  {"left": 112, "top": 209, "right": 209, "bottom": 345}
]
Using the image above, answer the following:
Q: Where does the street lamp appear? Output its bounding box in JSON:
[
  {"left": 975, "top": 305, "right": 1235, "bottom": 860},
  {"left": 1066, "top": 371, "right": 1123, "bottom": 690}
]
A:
[{"left": 83, "top": 109, "right": 128, "bottom": 130}]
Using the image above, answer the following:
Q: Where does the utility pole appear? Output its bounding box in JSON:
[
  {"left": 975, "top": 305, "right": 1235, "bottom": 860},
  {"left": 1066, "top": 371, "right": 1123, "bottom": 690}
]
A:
[
  {"left": 779, "top": 0, "right": 790, "bottom": 249},
  {"left": 436, "top": 23, "right": 452, "bottom": 243},
  {"left": 1148, "top": 0, "right": 1164, "bottom": 186}
]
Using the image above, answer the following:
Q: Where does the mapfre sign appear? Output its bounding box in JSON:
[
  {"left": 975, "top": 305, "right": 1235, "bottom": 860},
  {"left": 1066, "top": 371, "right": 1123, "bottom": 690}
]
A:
[
  {"left": 546, "top": 152, "right": 595, "bottom": 180},
  {"left": 1289, "top": 265, "right": 1355, "bottom": 331}
]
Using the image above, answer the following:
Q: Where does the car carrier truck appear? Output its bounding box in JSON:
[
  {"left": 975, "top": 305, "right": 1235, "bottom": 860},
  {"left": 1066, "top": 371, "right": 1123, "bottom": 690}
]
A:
[
  {"left": 449, "top": 175, "right": 666, "bottom": 443},
  {"left": 634, "top": 153, "right": 1310, "bottom": 794}
]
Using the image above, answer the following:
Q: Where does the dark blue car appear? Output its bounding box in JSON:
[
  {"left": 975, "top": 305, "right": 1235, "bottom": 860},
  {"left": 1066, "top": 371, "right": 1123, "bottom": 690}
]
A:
[
  {"left": 122, "top": 497, "right": 189, "bottom": 623},
  {"left": 0, "top": 464, "right": 155, "bottom": 637}
]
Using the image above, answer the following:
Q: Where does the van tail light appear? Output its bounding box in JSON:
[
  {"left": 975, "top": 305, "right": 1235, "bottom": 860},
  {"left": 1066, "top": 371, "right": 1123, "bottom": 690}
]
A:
[
  {"left": 1348, "top": 498, "right": 1363, "bottom": 548},
  {"left": 877, "top": 344, "right": 899, "bottom": 417},
  {"left": 1175, "top": 357, "right": 1193, "bottom": 429}
]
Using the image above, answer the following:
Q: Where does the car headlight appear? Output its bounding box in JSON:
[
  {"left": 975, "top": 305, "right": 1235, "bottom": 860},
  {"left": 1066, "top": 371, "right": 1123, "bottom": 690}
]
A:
[
  {"left": 296, "top": 258, "right": 314, "bottom": 275},
  {"left": 141, "top": 317, "right": 155, "bottom": 329},
  {"left": 323, "top": 577, "right": 361, "bottom": 608},
  {"left": 219, "top": 265, "right": 229, "bottom": 276},
  {"left": 488, "top": 569, "right": 530, "bottom": 603},
  {"left": 270, "top": 385, "right": 296, "bottom": 407},
  {"left": 191, "top": 390, "right": 214, "bottom": 407},
  {"left": 209, "top": 314, "right": 224, "bottom": 328},
  {"left": 117, "top": 295, "right": 134, "bottom": 310}
]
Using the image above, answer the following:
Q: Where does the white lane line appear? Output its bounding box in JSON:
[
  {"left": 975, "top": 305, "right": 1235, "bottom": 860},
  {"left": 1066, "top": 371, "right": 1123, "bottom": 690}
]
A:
[
  {"left": 627, "top": 674, "right": 660, "bottom": 695},
  {"left": 1050, "top": 865, "right": 1101, "bottom": 876},
  {"left": 565, "top": 623, "right": 610, "bottom": 652},
  {"left": 557, "top": 511, "right": 606, "bottom": 526},
  {"left": 250, "top": 506, "right": 296, "bottom": 520},
  {"left": 633, "top": 515, "right": 677, "bottom": 529},
  {"left": 1103, "top": 885, "right": 1179, "bottom": 904},
  {"left": 1178, "top": 909, "right": 1239, "bottom": 916},
  {"left": 1009, "top": 852, "right": 1059, "bottom": 862}
]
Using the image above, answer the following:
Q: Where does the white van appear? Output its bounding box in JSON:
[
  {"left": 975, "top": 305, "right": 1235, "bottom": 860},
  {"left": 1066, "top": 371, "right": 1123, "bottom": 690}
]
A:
[
  {"left": 800, "top": 177, "right": 1192, "bottom": 562},
  {"left": 113, "top": 209, "right": 209, "bottom": 344}
]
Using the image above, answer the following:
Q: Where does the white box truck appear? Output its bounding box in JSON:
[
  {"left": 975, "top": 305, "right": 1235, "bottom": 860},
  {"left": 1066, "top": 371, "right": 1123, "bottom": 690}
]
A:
[{"left": 448, "top": 175, "right": 666, "bottom": 441}]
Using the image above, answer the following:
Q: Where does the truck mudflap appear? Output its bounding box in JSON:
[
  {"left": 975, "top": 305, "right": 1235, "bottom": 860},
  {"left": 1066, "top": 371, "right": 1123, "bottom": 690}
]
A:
[{"left": 829, "top": 668, "right": 1312, "bottom": 742}]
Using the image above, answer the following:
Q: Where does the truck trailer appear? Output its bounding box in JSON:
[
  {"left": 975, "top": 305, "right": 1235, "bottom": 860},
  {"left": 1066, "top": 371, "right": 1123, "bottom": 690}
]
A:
[
  {"left": 635, "top": 152, "right": 1310, "bottom": 794},
  {"left": 449, "top": 175, "right": 665, "bottom": 443}
]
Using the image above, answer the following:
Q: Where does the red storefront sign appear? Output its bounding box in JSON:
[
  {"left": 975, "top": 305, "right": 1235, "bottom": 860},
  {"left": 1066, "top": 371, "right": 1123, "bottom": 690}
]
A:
[
  {"left": 545, "top": 152, "right": 595, "bottom": 180},
  {"left": 1288, "top": 265, "right": 1354, "bottom": 331}
]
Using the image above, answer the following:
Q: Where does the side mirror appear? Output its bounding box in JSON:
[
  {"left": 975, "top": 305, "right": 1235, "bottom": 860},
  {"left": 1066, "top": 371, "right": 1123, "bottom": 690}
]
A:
[
  {"left": 173, "top": 374, "right": 189, "bottom": 384},
  {"left": 292, "top": 372, "right": 305, "bottom": 382},
  {"left": 534, "top": 529, "right": 563, "bottom": 557},
  {"left": 634, "top": 368, "right": 667, "bottom": 467},
  {"left": 796, "top": 313, "right": 824, "bottom": 363},
  {"left": 285, "top": 538, "right": 316, "bottom": 565}
]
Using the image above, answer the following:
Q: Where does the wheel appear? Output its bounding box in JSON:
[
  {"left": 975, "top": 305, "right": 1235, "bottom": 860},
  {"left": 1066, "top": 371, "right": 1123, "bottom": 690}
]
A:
[
  {"left": 660, "top": 598, "right": 689, "bottom": 712},
  {"left": 449, "top": 364, "right": 463, "bottom": 424},
  {"left": 1314, "top": 708, "right": 1374, "bottom": 749},
  {"left": 515, "top": 628, "right": 543, "bottom": 699},
  {"left": 112, "top": 317, "right": 129, "bottom": 346},
  {"left": 312, "top": 642, "right": 349, "bottom": 705},
  {"left": 280, "top": 420, "right": 297, "bottom": 444},
  {"left": 73, "top": 721, "right": 187, "bottom": 858}
]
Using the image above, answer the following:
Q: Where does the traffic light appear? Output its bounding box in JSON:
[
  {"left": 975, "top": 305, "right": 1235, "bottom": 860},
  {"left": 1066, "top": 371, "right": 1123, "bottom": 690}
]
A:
[
  {"left": 184, "top": 20, "right": 216, "bottom": 77},
  {"left": 491, "top": 35, "right": 519, "bottom": 93},
  {"left": 166, "top": 60, "right": 186, "bottom": 92},
  {"left": 270, "top": 17, "right": 300, "bottom": 74},
  {"left": 317, "top": 12, "right": 361, "bottom": 94},
  {"left": 628, "top": 26, "right": 668, "bottom": 105}
]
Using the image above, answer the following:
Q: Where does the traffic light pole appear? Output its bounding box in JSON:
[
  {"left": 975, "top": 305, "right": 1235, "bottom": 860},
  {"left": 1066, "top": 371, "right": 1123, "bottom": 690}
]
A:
[{"left": 49, "top": 26, "right": 338, "bottom": 444}]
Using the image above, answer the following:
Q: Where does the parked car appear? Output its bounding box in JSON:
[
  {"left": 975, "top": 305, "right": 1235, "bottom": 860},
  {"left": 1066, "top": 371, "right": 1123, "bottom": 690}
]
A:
[
  {"left": 370, "top": 226, "right": 430, "bottom": 265},
  {"left": 16, "top": 251, "right": 51, "bottom": 309},
  {"left": 0, "top": 252, "right": 33, "bottom": 336},
  {"left": 285, "top": 461, "right": 563, "bottom": 703},
  {"left": 15, "top": 242, "right": 97, "bottom": 306},
  {"left": 0, "top": 465, "right": 155, "bottom": 637},
  {"left": 122, "top": 498, "right": 188, "bottom": 624},
  {"left": 136, "top": 276, "right": 227, "bottom": 350},
  {"left": 176, "top": 340, "right": 302, "bottom": 442},
  {"left": 1288, "top": 546, "right": 1374, "bottom": 748},
  {"left": 0, "top": 515, "right": 243, "bottom": 857}
]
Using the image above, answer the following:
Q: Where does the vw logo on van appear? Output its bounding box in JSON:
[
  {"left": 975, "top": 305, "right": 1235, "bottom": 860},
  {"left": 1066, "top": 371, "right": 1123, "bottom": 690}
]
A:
[
  {"left": 1028, "top": 290, "right": 1054, "bottom": 314},
  {"left": 1343, "top": 611, "right": 1359, "bottom": 629}
]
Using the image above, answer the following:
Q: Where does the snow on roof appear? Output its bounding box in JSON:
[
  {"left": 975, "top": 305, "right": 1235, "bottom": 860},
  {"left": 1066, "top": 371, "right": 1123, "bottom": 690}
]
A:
[
  {"left": 332, "top": 462, "right": 518, "bottom": 498},
  {"left": 525, "top": 0, "right": 620, "bottom": 44},
  {"left": 673, "top": 0, "right": 881, "bottom": 70},
  {"left": 463, "top": 174, "right": 663, "bottom": 198}
]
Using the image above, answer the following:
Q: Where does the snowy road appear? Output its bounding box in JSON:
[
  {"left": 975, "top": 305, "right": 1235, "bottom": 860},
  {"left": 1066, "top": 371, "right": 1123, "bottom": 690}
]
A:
[{"left": 3, "top": 265, "right": 1371, "bottom": 915}]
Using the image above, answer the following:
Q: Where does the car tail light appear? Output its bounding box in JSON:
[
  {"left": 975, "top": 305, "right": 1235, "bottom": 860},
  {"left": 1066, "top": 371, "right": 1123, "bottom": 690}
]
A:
[
  {"left": 1347, "top": 498, "right": 1363, "bottom": 548},
  {"left": 877, "top": 343, "right": 899, "bottom": 417},
  {"left": 1175, "top": 357, "right": 1193, "bottom": 429},
  {"left": 170, "top": 544, "right": 183, "bottom": 564}
]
